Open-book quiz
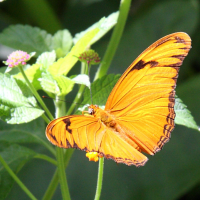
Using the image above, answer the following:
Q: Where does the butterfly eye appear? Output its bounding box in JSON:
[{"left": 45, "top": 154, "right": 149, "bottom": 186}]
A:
[{"left": 88, "top": 107, "right": 95, "bottom": 115}]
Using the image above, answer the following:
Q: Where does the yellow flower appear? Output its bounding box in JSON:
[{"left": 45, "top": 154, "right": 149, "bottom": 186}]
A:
[{"left": 86, "top": 152, "right": 100, "bottom": 162}]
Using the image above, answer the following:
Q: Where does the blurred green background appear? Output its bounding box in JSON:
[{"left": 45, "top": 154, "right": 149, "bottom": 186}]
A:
[{"left": 1, "top": 0, "right": 200, "bottom": 199}]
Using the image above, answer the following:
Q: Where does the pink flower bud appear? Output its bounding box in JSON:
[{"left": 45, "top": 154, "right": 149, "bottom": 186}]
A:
[{"left": 5, "top": 50, "right": 30, "bottom": 68}]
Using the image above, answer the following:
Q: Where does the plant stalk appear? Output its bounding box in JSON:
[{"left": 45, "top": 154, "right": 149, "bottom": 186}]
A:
[
  {"left": 94, "top": 0, "right": 132, "bottom": 80},
  {"left": 0, "top": 155, "right": 37, "bottom": 200}
]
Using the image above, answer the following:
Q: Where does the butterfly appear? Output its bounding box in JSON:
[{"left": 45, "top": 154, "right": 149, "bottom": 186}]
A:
[{"left": 46, "top": 32, "right": 191, "bottom": 166}]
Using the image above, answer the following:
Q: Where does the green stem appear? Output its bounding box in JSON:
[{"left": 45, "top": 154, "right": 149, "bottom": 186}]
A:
[
  {"left": 0, "top": 154, "right": 37, "bottom": 200},
  {"left": 17, "top": 66, "right": 56, "bottom": 156},
  {"left": 18, "top": 65, "right": 54, "bottom": 121},
  {"left": 93, "top": 1, "right": 132, "bottom": 199},
  {"left": 42, "top": 169, "right": 59, "bottom": 200},
  {"left": 54, "top": 96, "right": 71, "bottom": 200},
  {"left": 34, "top": 154, "right": 57, "bottom": 166},
  {"left": 94, "top": 157, "right": 104, "bottom": 200},
  {"left": 42, "top": 149, "right": 74, "bottom": 200},
  {"left": 42, "top": 113, "right": 51, "bottom": 124},
  {"left": 67, "top": 62, "right": 87, "bottom": 115},
  {"left": 56, "top": 147, "right": 70, "bottom": 200},
  {"left": 42, "top": 61, "right": 89, "bottom": 199},
  {"left": 42, "top": 61, "right": 86, "bottom": 199},
  {"left": 94, "top": 0, "right": 132, "bottom": 80},
  {"left": 66, "top": 84, "right": 86, "bottom": 115},
  {"left": 31, "top": 131, "right": 56, "bottom": 157}
]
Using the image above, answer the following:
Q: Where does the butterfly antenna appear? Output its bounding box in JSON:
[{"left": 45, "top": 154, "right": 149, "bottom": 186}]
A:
[
  {"left": 42, "top": 96, "right": 86, "bottom": 106},
  {"left": 89, "top": 86, "right": 93, "bottom": 105},
  {"left": 87, "top": 62, "right": 93, "bottom": 105}
]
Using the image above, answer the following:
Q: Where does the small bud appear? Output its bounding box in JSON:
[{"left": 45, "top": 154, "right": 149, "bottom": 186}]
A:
[{"left": 78, "top": 49, "right": 100, "bottom": 65}]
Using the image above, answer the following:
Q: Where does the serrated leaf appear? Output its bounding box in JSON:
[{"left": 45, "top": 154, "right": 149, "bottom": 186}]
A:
[
  {"left": 74, "top": 11, "right": 119, "bottom": 45},
  {"left": 40, "top": 73, "right": 75, "bottom": 96},
  {"left": 77, "top": 74, "right": 120, "bottom": 113},
  {"left": 48, "top": 28, "right": 99, "bottom": 76},
  {"left": 0, "top": 144, "right": 36, "bottom": 199},
  {"left": 72, "top": 74, "right": 91, "bottom": 88},
  {"left": 54, "top": 75, "right": 75, "bottom": 96},
  {"left": 0, "top": 25, "right": 53, "bottom": 56},
  {"left": 0, "top": 73, "right": 44, "bottom": 124},
  {"left": 36, "top": 51, "right": 56, "bottom": 70},
  {"left": 53, "top": 30, "right": 73, "bottom": 58},
  {"left": 175, "top": 97, "right": 199, "bottom": 130},
  {"left": 39, "top": 72, "right": 60, "bottom": 95}
]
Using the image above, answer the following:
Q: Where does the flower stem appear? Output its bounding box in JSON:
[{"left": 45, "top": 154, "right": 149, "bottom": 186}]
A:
[
  {"left": 66, "top": 62, "right": 87, "bottom": 115},
  {"left": 56, "top": 147, "right": 71, "bottom": 200},
  {"left": 18, "top": 65, "right": 54, "bottom": 121},
  {"left": 42, "top": 169, "right": 58, "bottom": 200},
  {"left": 94, "top": 157, "right": 104, "bottom": 200},
  {"left": 42, "top": 113, "right": 51, "bottom": 124},
  {"left": 34, "top": 154, "right": 57, "bottom": 166},
  {"left": 0, "top": 154, "right": 37, "bottom": 200},
  {"left": 94, "top": 0, "right": 132, "bottom": 80},
  {"left": 54, "top": 96, "right": 71, "bottom": 200},
  {"left": 42, "top": 149, "right": 74, "bottom": 200},
  {"left": 93, "top": 0, "right": 132, "bottom": 199}
]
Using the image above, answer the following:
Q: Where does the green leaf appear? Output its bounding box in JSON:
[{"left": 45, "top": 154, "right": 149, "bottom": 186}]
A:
[
  {"left": 73, "top": 11, "right": 119, "bottom": 45},
  {"left": 53, "top": 29, "right": 73, "bottom": 58},
  {"left": 39, "top": 72, "right": 76, "bottom": 96},
  {"left": 48, "top": 28, "right": 99, "bottom": 76},
  {"left": 40, "top": 73, "right": 91, "bottom": 96},
  {"left": 0, "top": 117, "right": 55, "bottom": 156},
  {"left": 0, "top": 25, "right": 53, "bottom": 56},
  {"left": 0, "top": 144, "right": 36, "bottom": 199},
  {"left": 77, "top": 74, "right": 120, "bottom": 113},
  {"left": 175, "top": 97, "right": 199, "bottom": 130},
  {"left": 72, "top": 74, "right": 90, "bottom": 88},
  {"left": 54, "top": 75, "right": 75, "bottom": 96},
  {"left": 0, "top": 117, "right": 46, "bottom": 143},
  {"left": 0, "top": 115, "right": 45, "bottom": 134},
  {"left": 36, "top": 51, "right": 56, "bottom": 70},
  {"left": 0, "top": 66, "right": 6, "bottom": 74},
  {"left": 0, "top": 73, "right": 44, "bottom": 124},
  {"left": 39, "top": 72, "right": 60, "bottom": 95}
]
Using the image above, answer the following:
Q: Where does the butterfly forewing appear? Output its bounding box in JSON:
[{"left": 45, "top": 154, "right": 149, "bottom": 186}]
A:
[{"left": 105, "top": 32, "right": 191, "bottom": 155}]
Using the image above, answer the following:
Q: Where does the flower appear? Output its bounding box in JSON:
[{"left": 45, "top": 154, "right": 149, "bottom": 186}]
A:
[
  {"left": 78, "top": 49, "right": 100, "bottom": 65},
  {"left": 86, "top": 152, "right": 102, "bottom": 162},
  {"left": 5, "top": 50, "right": 31, "bottom": 68}
]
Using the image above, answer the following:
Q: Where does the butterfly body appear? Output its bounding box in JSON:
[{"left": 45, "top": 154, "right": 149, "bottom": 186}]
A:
[
  {"left": 46, "top": 32, "right": 191, "bottom": 166},
  {"left": 88, "top": 105, "right": 116, "bottom": 127}
]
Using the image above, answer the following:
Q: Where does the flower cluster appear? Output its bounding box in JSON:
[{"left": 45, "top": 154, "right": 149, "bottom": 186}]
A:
[
  {"left": 78, "top": 49, "right": 100, "bottom": 65},
  {"left": 5, "top": 50, "right": 30, "bottom": 68}
]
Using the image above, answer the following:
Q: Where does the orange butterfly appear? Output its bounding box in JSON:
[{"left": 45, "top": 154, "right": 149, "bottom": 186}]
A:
[{"left": 46, "top": 32, "right": 191, "bottom": 166}]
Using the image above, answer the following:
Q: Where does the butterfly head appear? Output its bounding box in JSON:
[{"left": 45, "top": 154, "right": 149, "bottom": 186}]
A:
[{"left": 88, "top": 105, "right": 99, "bottom": 115}]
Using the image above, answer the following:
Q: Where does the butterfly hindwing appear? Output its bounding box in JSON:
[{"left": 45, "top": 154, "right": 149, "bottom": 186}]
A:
[{"left": 46, "top": 115, "right": 148, "bottom": 166}]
